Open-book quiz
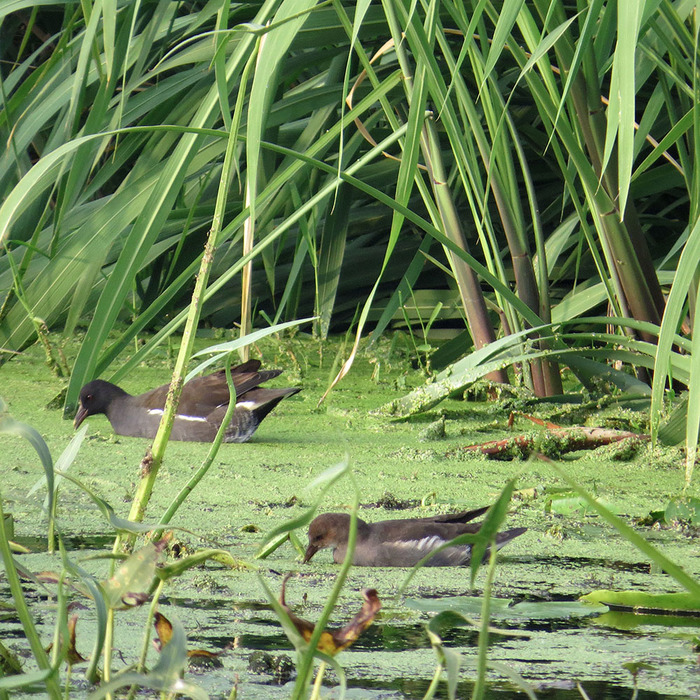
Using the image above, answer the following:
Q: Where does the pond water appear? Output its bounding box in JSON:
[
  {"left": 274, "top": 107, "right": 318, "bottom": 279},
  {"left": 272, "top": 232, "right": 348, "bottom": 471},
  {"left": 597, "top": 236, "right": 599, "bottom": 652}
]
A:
[{"left": 0, "top": 333, "right": 699, "bottom": 699}]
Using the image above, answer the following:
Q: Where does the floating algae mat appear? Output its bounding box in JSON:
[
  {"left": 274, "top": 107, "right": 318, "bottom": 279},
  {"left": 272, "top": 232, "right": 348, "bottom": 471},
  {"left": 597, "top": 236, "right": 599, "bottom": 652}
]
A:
[{"left": 0, "top": 334, "right": 699, "bottom": 698}]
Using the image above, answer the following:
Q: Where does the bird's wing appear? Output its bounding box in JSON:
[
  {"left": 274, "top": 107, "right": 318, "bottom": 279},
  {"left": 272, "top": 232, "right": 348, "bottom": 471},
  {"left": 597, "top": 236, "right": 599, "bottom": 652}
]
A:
[
  {"left": 365, "top": 521, "right": 481, "bottom": 565},
  {"left": 177, "top": 361, "right": 282, "bottom": 414},
  {"left": 366, "top": 537, "right": 471, "bottom": 566},
  {"left": 413, "top": 506, "right": 490, "bottom": 525},
  {"left": 132, "top": 382, "right": 170, "bottom": 410}
]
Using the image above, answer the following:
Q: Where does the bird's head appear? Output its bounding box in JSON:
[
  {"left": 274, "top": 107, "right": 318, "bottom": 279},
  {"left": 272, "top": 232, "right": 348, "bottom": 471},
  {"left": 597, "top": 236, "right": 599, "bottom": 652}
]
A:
[
  {"left": 74, "top": 380, "right": 125, "bottom": 428},
  {"left": 303, "top": 513, "right": 353, "bottom": 563}
]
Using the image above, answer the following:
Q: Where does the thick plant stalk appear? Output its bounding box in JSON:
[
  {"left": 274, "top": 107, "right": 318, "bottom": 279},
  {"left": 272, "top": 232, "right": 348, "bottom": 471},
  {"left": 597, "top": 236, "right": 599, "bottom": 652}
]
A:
[
  {"left": 569, "top": 70, "right": 664, "bottom": 335},
  {"left": 471, "top": 544, "right": 498, "bottom": 700},
  {"left": 382, "top": 0, "right": 508, "bottom": 385},
  {"left": 529, "top": 0, "right": 665, "bottom": 340},
  {"left": 388, "top": 0, "right": 561, "bottom": 395},
  {"left": 505, "top": 116, "right": 563, "bottom": 396},
  {"left": 422, "top": 124, "right": 509, "bottom": 384},
  {"left": 470, "top": 106, "right": 561, "bottom": 394},
  {"left": 435, "top": 21, "right": 562, "bottom": 395}
]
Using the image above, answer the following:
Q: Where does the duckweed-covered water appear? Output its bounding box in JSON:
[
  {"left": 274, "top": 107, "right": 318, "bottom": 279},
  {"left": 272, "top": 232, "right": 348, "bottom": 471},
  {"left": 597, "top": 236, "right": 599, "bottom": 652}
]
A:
[{"left": 1, "top": 332, "right": 699, "bottom": 698}]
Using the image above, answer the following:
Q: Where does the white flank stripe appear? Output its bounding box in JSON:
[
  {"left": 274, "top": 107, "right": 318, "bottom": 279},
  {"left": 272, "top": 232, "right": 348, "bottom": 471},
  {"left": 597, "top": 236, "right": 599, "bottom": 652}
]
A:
[
  {"left": 147, "top": 408, "right": 207, "bottom": 423},
  {"left": 395, "top": 536, "right": 445, "bottom": 551},
  {"left": 235, "top": 400, "right": 257, "bottom": 410}
]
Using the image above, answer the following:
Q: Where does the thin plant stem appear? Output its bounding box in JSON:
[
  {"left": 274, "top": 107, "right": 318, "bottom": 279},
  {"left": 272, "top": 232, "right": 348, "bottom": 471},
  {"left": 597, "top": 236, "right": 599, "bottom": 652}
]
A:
[
  {"left": 154, "top": 358, "right": 237, "bottom": 538},
  {"left": 471, "top": 543, "right": 499, "bottom": 700},
  {"left": 103, "top": 607, "right": 115, "bottom": 688},
  {"left": 4, "top": 251, "right": 67, "bottom": 380},
  {"left": 291, "top": 476, "right": 360, "bottom": 698},
  {"left": 422, "top": 664, "right": 443, "bottom": 700},
  {"left": 122, "top": 224, "right": 217, "bottom": 534},
  {"left": 234, "top": 43, "right": 259, "bottom": 361},
  {"left": 126, "top": 579, "right": 166, "bottom": 700},
  {"left": 309, "top": 661, "right": 327, "bottom": 700},
  {"left": 63, "top": 665, "right": 71, "bottom": 700},
  {"left": 0, "top": 495, "right": 62, "bottom": 698},
  {"left": 576, "top": 681, "right": 592, "bottom": 700},
  {"left": 121, "top": 62, "right": 245, "bottom": 538},
  {"left": 50, "top": 568, "right": 70, "bottom": 671}
]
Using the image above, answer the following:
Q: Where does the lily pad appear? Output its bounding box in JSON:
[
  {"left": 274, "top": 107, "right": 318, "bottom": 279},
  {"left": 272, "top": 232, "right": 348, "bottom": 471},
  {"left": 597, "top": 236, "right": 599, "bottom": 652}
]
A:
[
  {"left": 404, "top": 596, "right": 513, "bottom": 616},
  {"left": 405, "top": 597, "right": 606, "bottom": 620},
  {"left": 581, "top": 589, "right": 700, "bottom": 615},
  {"left": 665, "top": 498, "right": 700, "bottom": 526}
]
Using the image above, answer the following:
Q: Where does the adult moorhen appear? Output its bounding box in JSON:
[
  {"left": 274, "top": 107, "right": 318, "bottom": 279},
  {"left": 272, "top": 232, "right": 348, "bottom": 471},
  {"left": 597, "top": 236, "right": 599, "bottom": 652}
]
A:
[
  {"left": 303, "top": 507, "right": 526, "bottom": 567},
  {"left": 73, "top": 360, "right": 300, "bottom": 442}
]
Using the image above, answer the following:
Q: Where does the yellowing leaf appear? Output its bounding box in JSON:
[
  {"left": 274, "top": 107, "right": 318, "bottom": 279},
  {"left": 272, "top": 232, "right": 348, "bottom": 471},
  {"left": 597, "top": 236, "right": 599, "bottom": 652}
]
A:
[{"left": 278, "top": 575, "right": 381, "bottom": 656}]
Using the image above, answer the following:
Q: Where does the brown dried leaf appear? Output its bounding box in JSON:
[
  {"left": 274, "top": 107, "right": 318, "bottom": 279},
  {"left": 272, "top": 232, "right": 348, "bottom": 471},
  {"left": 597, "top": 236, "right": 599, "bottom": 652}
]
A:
[
  {"left": 330, "top": 589, "right": 381, "bottom": 652},
  {"left": 153, "top": 612, "right": 173, "bottom": 650},
  {"left": 67, "top": 614, "right": 87, "bottom": 664},
  {"left": 47, "top": 614, "right": 87, "bottom": 665},
  {"left": 279, "top": 576, "right": 381, "bottom": 656},
  {"left": 278, "top": 576, "right": 316, "bottom": 640},
  {"left": 153, "top": 612, "right": 224, "bottom": 662}
]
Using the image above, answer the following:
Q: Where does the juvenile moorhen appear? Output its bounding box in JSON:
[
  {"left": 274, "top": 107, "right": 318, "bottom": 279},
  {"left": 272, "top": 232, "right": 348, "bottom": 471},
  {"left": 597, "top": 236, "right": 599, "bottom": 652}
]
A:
[
  {"left": 303, "top": 507, "right": 526, "bottom": 567},
  {"left": 74, "top": 360, "right": 300, "bottom": 443}
]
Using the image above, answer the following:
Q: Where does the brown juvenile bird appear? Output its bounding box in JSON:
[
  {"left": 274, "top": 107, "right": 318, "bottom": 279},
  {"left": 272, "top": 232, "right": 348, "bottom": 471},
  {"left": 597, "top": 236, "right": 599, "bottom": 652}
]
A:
[
  {"left": 73, "top": 360, "right": 299, "bottom": 443},
  {"left": 303, "top": 507, "right": 525, "bottom": 567}
]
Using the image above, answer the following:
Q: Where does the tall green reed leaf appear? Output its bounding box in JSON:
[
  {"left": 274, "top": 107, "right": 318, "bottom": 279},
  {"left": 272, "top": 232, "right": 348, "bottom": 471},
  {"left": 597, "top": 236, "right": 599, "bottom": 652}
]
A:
[
  {"left": 651, "top": 216, "right": 700, "bottom": 486},
  {"left": 0, "top": 398, "right": 56, "bottom": 550}
]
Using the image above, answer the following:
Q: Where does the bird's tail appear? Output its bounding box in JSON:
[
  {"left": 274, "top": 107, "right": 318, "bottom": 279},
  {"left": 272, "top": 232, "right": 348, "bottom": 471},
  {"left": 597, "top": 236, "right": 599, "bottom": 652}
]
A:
[
  {"left": 493, "top": 526, "right": 527, "bottom": 550},
  {"left": 224, "top": 387, "right": 300, "bottom": 443}
]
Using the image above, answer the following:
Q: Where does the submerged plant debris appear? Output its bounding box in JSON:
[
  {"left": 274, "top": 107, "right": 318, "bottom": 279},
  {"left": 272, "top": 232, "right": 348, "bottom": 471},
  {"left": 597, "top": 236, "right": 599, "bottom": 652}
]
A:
[{"left": 0, "top": 333, "right": 698, "bottom": 699}]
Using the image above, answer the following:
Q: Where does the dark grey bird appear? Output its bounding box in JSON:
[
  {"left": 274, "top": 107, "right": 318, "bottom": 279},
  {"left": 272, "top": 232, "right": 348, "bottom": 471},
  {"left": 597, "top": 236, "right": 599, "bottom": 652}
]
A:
[
  {"left": 73, "top": 360, "right": 300, "bottom": 443},
  {"left": 303, "top": 507, "right": 525, "bottom": 567}
]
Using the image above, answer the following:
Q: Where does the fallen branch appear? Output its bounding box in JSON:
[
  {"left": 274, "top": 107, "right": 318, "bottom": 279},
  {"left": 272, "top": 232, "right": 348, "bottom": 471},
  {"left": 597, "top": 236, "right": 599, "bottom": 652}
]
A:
[{"left": 454, "top": 416, "right": 649, "bottom": 460}]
